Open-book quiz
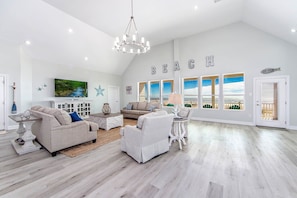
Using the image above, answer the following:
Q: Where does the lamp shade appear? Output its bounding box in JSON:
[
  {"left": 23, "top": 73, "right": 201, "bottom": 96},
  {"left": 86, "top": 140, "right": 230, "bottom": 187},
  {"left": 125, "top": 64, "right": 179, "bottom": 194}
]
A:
[{"left": 168, "top": 93, "right": 182, "bottom": 105}]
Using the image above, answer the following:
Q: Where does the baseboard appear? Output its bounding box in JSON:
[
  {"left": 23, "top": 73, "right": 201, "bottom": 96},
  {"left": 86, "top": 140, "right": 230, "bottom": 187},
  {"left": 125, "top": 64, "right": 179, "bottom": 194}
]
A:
[
  {"left": 287, "top": 125, "right": 297, "bottom": 130},
  {"left": 7, "top": 125, "right": 18, "bottom": 130},
  {"left": 190, "top": 117, "right": 254, "bottom": 126}
]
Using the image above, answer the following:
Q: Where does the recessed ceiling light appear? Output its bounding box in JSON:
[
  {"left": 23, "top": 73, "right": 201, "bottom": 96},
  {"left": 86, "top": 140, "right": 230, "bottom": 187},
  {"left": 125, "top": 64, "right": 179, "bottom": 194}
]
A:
[
  {"left": 68, "top": 28, "right": 73, "bottom": 33},
  {"left": 194, "top": 5, "right": 198, "bottom": 10},
  {"left": 25, "top": 40, "right": 31, "bottom": 45},
  {"left": 291, "top": 28, "right": 296, "bottom": 33},
  {"left": 84, "top": 57, "right": 88, "bottom": 61}
]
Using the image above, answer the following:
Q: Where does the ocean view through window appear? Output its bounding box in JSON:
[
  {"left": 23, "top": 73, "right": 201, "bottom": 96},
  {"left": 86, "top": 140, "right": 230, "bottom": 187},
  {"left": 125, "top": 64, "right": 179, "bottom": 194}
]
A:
[
  {"left": 183, "top": 77, "right": 199, "bottom": 108},
  {"left": 163, "top": 80, "right": 174, "bottom": 105},
  {"left": 223, "top": 73, "right": 245, "bottom": 110},
  {"left": 202, "top": 75, "right": 219, "bottom": 109}
]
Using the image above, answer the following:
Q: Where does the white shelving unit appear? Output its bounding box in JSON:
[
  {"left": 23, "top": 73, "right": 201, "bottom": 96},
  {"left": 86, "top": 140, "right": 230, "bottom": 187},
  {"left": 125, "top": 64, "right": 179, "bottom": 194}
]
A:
[{"left": 50, "top": 100, "right": 92, "bottom": 118}]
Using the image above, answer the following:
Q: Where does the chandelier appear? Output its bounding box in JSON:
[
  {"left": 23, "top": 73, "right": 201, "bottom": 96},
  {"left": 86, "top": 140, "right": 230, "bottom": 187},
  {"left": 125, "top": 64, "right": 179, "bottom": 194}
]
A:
[{"left": 113, "top": 0, "right": 150, "bottom": 54}]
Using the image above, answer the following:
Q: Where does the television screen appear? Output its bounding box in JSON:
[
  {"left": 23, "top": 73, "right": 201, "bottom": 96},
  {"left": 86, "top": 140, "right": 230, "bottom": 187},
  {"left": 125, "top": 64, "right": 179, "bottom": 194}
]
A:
[{"left": 54, "top": 78, "right": 88, "bottom": 97}]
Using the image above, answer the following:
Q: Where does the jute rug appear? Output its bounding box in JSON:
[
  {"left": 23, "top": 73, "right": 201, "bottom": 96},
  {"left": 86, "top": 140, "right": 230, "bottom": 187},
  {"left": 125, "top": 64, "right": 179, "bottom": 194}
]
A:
[{"left": 60, "top": 118, "right": 137, "bottom": 157}]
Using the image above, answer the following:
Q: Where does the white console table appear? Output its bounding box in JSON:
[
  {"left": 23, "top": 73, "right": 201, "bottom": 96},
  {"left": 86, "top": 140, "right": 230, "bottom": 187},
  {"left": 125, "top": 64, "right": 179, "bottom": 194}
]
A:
[
  {"left": 9, "top": 114, "right": 41, "bottom": 155},
  {"left": 50, "top": 100, "right": 92, "bottom": 118}
]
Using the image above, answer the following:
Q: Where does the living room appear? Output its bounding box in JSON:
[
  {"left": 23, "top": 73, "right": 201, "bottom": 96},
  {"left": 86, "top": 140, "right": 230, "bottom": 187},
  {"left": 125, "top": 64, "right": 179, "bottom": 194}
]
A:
[{"left": 1, "top": 0, "right": 297, "bottom": 197}]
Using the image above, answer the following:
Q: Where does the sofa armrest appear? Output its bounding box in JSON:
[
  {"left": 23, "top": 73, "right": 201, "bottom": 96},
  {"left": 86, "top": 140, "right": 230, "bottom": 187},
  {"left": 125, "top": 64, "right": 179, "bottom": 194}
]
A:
[{"left": 88, "top": 121, "right": 98, "bottom": 131}]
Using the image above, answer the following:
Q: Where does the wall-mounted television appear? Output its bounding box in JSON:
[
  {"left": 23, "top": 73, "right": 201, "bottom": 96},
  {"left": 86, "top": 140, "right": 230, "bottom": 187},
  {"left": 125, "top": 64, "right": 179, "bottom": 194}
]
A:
[{"left": 54, "top": 78, "right": 88, "bottom": 97}]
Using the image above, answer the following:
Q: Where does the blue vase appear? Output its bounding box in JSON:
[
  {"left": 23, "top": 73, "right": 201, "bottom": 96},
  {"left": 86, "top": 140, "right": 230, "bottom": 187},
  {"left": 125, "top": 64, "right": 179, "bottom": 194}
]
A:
[{"left": 11, "top": 102, "right": 17, "bottom": 114}]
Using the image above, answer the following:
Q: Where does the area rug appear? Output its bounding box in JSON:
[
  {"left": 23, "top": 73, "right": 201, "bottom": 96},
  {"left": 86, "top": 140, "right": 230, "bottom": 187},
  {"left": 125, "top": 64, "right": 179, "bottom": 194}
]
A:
[{"left": 60, "top": 118, "right": 137, "bottom": 157}]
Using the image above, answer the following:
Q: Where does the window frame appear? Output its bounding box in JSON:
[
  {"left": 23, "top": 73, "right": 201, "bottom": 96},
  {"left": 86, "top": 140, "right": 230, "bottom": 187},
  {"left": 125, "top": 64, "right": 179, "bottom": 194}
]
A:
[
  {"left": 223, "top": 72, "right": 245, "bottom": 111},
  {"left": 182, "top": 77, "right": 199, "bottom": 108},
  {"left": 201, "top": 75, "right": 220, "bottom": 110}
]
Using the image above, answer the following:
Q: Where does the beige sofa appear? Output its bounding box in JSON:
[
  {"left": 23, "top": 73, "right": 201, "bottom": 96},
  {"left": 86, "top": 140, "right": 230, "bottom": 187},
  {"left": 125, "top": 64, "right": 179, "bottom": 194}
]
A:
[
  {"left": 121, "top": 101, "right": 161, "bottom": 119},
  {"left": 30, "top": 106, "right": 98, "bottom": 156}
]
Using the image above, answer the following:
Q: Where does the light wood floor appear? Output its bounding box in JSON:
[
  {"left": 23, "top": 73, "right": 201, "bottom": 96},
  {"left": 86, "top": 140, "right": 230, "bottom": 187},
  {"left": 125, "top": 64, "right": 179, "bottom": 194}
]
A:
[{"left": 1, "top": 121, "right": 297, "bottom": 198}]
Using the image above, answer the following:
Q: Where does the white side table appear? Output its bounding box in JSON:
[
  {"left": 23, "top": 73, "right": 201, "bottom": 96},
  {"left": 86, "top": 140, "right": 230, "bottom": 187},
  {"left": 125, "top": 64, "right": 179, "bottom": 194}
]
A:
[
  {"left": 169, "top": 118, "right": 188, "bottom": 150},
  {"left": 9, "top": 114, "right": 42, "bottom": 155}
]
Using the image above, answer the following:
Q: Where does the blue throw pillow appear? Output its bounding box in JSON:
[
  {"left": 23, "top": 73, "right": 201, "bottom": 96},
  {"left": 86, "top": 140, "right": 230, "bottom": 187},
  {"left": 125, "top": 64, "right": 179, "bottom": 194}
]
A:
[
  {"left": 69, "top": 112, "right": 83, "bottom": 122},
  {"left": 126, "top": 103, "right": 133, "bottom": 110}
]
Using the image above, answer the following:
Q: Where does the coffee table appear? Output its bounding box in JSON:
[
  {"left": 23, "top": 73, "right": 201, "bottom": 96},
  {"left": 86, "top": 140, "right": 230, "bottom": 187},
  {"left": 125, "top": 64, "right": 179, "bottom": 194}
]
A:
[{"left": 87, "top": 113, "right": 123, "bottom": 130}]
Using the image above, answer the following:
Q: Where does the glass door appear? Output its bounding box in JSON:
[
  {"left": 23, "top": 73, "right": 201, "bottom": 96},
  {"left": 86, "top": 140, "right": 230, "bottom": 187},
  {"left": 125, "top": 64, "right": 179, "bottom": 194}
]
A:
[{"left": 255, "top": 77, "right": 287, "bottom": 128}]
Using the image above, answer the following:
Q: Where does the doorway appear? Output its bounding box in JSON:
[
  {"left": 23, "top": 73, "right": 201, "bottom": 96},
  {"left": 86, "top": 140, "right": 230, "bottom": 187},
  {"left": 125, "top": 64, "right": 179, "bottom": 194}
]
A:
[
  {"left": 108, "top": 86, "right": 120, "bottom": 113},
  {"left": 254, "top": 76, "right": 288, "bottom": 128},
  {"left": 0, "top": 74, "right": 7, "bottom": 131}
]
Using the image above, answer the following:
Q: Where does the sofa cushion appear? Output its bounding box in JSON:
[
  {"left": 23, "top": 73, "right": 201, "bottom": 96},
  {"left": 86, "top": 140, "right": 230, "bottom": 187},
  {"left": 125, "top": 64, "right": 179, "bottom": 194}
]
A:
[
  {"left": 137, "top": 112, "right": 155, "bottom": 129},
  {"left": 54, "top": 110, "right": 72, "bottom": 125},
  {"left": 69, "top": 112, "right": 83, "bottom": 122},
  {"left": 136, "top": 110, "right": 168, "bottom": 129},
  {"left": 43, "top": 107, "right": 59, "bottom": 116},
  {"left": 31, "top": 105, "right": 43, "bottom": 111},
  {"left": 131, "top": 102, "right": 139, "bottom": 110},
  {"left": 137, "top": 101, "right": 147, "bottom": 110}
]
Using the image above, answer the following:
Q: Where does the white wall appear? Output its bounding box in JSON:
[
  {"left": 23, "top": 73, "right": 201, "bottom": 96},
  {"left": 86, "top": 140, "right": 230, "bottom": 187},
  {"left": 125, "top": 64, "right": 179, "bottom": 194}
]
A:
[
  {"left": 121, "top": 42, "right": 174, "bottom": 107},
  {"left": 0, "top": 39, "right": 21, "bottom": 127},
  {"left": 30, "top": 58, "right": 122, "bottom": 114},
  {"left": 0, "top": 39, "right": 122, "bottom": 129},
  {"left": 122, "top": 22, "right": 297, "bottom": 127}
]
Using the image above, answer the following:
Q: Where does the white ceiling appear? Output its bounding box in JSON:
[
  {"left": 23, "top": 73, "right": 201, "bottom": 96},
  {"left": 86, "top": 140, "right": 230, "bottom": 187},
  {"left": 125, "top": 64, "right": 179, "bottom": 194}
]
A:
[{"left": 0, "top": 0, "right": 296, "bottom": 75}]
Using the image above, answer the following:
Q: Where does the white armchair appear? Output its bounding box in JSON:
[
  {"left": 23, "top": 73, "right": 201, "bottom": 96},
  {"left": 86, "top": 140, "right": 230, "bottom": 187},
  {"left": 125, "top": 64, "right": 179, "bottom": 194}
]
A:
[{"left": 120, "top": 110, "right": 174, "bottom": 163}]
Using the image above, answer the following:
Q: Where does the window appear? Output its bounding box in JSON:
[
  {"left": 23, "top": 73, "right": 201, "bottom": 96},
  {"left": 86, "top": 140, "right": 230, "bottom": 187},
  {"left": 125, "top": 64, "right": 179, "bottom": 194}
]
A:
[
  {"left": 138, "top": 82, "right": 148, "bottom": 102},
  {"left": 223, "top": 73, "right": 244, "bottom": 110},
  {"left": 202, "top": 75, "right": 219, "bottom": 109},
  {"left": 162, "top": 80, "right": 174, "bottom": 106},
  {"left": 183, "top": 77, "right": 198, "bottom": 108},
  {"left": 150, "top": 81, "right": 160, "bottom": 103}
]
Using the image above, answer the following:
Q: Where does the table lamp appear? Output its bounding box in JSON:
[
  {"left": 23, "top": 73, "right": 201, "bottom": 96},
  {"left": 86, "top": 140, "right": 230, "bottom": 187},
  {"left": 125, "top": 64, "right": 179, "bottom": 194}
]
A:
[{"left": 168, "top": 93, "right": 182, "bottom": 118}]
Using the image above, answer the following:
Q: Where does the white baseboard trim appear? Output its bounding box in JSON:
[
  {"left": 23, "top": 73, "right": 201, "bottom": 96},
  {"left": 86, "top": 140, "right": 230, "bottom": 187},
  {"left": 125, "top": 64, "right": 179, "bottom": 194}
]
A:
[
  {"left": 7, "top": 125, "right": 18, "bottom": 131},
  {"left": 190, "top": 117, "right": 254, "bottom": 126},
  {"left": 287, "top": 125, "right": 297, "bottom": 130}
]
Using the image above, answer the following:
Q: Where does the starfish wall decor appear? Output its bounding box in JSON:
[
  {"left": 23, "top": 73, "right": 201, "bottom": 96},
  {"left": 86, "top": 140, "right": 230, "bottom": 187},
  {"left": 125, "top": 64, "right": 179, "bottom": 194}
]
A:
[{"left": 95, "top": 85, "right": 105, "bottom": 96}]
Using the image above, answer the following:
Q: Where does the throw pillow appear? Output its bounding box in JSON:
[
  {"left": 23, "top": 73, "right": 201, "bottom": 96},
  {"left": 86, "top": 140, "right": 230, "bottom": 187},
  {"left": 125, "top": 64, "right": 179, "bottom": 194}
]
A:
[
  {"left": 126, "top": 103, "right": 133, "bottom": 110},
  {"left": 148, "top": 105, "right": 156, "bottom": 111},
  {"left": 130, "top": 102, "right": 138, "bottom": 110},
  {"left": 69, "top": 112, "right": 83, "bottom": 122}
]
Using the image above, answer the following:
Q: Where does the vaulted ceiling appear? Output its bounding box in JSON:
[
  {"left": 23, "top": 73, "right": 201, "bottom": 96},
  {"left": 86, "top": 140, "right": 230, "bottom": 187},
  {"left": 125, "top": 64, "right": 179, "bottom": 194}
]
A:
[{"left": 0, "top": 0, "right": 296, "bottom": 75}]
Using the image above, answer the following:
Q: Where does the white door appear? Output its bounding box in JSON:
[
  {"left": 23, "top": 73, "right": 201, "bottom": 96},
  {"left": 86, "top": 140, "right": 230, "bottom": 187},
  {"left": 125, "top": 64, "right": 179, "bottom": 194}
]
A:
[
  {"left": 254, "top": 76, "right": 288, "bottom": 128},
  {"left": 0, "top": 76, "right": 5, "bottom": 130},
  {"left": 108, "top": 86, "right": 120, "bottom": 113}
]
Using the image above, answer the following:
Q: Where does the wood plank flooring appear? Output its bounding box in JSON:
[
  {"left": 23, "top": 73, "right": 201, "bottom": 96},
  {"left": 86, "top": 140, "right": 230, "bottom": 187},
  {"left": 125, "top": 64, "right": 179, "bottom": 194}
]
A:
[{"left": 1, "top": 121, "right": 297, "bottom": 198}]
